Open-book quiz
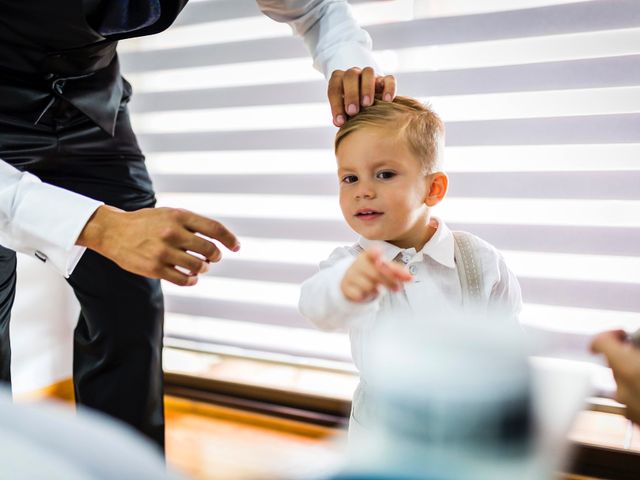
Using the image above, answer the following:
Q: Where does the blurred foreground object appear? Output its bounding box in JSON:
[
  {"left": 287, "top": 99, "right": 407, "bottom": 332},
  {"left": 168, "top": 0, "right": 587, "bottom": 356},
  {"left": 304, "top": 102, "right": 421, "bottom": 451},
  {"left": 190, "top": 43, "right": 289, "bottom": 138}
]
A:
[
  {"left": 0, "top": 389, "right": 183, "bottom": 480},
  {"left": 337, "top": 311, "right": 590, "bottom": 480}
]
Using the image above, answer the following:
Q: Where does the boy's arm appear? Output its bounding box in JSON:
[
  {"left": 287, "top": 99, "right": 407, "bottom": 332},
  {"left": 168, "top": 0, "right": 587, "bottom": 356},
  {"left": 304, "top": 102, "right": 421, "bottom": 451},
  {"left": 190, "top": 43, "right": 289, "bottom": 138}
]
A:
[
  {"left": 299, "top": 246, "right": 381, "bottom": 332},
  {"left": 489, "top": 253, "right": 523, "bottom": 321}
]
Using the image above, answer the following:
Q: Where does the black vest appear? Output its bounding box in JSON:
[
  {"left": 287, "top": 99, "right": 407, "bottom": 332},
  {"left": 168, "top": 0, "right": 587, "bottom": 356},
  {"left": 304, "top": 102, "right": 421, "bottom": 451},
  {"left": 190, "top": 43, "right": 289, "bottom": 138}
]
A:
[{"left": 0, "top": 0, "right": 189, "bottom": 134}]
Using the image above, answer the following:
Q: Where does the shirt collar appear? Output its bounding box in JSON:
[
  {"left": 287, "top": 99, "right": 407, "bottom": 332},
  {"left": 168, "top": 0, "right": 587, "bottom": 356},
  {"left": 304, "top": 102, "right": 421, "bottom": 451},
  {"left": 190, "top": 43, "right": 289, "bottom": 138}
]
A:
[{"left": 356, "top": 216, "right": 456, "bottom": 269}]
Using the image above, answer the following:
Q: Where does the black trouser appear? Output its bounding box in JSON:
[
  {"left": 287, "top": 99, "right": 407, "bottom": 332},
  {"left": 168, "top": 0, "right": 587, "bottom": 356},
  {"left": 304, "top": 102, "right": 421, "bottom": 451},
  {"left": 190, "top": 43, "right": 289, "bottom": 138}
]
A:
[{"left": 0, "top": 89, "right": 165, "bottom": 448}]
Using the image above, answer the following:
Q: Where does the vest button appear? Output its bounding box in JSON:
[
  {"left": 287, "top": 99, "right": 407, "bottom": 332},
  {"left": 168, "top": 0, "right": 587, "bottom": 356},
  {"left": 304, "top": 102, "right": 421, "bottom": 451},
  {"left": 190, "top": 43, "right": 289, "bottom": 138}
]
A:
[{"left": 52, "top": 80, "right": 65, "bottom": 95}]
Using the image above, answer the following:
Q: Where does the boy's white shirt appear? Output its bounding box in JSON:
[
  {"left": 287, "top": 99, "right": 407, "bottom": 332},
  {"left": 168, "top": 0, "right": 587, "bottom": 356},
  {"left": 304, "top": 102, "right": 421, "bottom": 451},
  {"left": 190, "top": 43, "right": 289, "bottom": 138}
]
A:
[
  {"left": 0, "top": 0, "right": 378, "bottom": 277},
  {"left": 298, "top": 217, "right": 523, "bottom": 375}
]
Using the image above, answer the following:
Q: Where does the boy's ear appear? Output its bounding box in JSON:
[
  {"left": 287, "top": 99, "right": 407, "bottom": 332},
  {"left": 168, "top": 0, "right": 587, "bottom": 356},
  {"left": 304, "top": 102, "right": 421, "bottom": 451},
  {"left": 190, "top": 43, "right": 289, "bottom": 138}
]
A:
[{"left": 425, "top": 172, "right": 448, "bottom": 207}]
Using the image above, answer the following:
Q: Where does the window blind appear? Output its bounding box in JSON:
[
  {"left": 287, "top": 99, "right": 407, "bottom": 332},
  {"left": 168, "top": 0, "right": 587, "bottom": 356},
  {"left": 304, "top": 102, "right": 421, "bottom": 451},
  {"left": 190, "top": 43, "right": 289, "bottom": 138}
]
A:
[{"left": 119, "top": 0, "right": 640, "bottom": 365}]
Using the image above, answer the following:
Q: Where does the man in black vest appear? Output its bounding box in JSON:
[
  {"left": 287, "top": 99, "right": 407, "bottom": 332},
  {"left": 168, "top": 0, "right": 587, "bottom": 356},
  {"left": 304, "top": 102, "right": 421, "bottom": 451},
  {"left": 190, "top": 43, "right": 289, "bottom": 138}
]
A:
[{"left": 0, "top": 0, "right": 395, "bottom": 448}]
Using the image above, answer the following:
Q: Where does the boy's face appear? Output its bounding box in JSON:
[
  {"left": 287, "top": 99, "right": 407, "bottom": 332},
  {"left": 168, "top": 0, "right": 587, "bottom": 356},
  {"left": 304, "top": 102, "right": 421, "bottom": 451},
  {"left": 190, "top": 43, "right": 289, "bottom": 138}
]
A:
[{"left": 336, "top": 127, "right": 437, "bottom": 250}]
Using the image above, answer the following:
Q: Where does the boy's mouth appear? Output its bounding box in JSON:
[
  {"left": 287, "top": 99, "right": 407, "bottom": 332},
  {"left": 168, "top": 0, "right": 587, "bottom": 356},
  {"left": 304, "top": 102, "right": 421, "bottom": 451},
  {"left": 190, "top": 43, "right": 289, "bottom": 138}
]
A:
[{"left": 355, "top": 209, "right": 383, "bottom": 221}]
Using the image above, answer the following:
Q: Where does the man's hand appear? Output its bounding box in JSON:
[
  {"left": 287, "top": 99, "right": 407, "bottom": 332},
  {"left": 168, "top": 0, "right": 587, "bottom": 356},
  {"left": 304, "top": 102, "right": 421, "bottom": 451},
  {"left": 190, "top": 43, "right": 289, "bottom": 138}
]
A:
[
  {"left": 328, "top": 67, "right": 396, "bottom": 127},
  {"left": 591, "top": 330, "right": 640, "bottom": 424},
  {"left": 77, "top": 205, "right": 240, "bottom": 286},
  {"left": 341, "top": 247, "right": 412, "bottom": 303}
]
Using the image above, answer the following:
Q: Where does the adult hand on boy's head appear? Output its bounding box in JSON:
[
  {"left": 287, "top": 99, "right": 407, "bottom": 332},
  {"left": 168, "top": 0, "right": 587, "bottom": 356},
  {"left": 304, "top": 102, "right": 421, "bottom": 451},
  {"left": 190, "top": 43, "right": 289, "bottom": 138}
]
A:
[
  {"left": 77, "top": 205, "right": 240, "bottom": 286},
  {"left": 328, "top": 67, "right": 396, "bottom": 127},
  {"left": 592, "top": 330, "right": 640, "bottom": 424},
  {"left": 341, "top": 247, "right": 411, "bottom": 303}
]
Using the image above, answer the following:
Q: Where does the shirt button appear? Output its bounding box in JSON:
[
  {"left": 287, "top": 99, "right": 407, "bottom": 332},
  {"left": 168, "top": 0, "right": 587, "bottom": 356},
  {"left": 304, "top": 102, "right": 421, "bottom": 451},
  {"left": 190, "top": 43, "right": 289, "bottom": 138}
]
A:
[
  {"left": 34, "top": 250, "right": 48, "bottom": 263},
  {"left": 409, "top": 265, "right": 417, "bottom": 275}
]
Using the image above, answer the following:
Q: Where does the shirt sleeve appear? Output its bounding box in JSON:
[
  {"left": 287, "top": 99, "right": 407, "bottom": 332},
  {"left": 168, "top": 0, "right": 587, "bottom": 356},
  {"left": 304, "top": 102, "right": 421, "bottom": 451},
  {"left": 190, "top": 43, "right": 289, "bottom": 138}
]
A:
[
  {"left": 489, "top": 252, "right": 523, "bottom": 322},
  {"left": 299, "top": 246, "right": 381, "bottom": 331},
  {"left": 257, "top": 0, "right": 381, "bottom": 78},
  {"left": 0, "top": 160, "right": 103, "bottom": 277}
]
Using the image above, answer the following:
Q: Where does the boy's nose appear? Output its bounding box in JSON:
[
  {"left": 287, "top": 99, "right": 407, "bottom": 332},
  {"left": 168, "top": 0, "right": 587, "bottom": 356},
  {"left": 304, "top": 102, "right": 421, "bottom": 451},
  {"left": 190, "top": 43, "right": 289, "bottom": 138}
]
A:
[{"left": 355, "top": 185, "right": 375, "bottom": 199}]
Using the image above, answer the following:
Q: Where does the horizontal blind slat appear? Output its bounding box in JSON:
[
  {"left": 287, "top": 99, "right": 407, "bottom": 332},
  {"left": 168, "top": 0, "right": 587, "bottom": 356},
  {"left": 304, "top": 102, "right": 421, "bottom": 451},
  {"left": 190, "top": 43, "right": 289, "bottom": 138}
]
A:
[
  {"left": 150, "top": 171, "right": 640, "bottom": 200},
  {"left": 171, "top": 0, "right": 373, "bottom": 28},
  {"left": 520, "top": 278, "right": 640, "bottom": 312},
  {"left": 120, "top": 1, "right": 640, "bottom": 356},
  {"left": 367, "top": 0, "right": 640, "bottom": 49},
  {"left": 165, "top": 277, "right": 640, "bottom": 326},
  {"left": 173, "top": 0, "right": 262, "bottom": 26},
  {"left": 195, "top": 216, "right": 640, "bottom": 257},
  {"left": 120, "top": 1, "right": 640, "bottom": 71},
  {"left": 165, "top": 295, "right": 308, "bottom": 328},
  {"left": 129, "top": 55, "right": 640, "bottom": 112},
  {"left": 138, "top": 113, "right": 640, "bottom": 151}
]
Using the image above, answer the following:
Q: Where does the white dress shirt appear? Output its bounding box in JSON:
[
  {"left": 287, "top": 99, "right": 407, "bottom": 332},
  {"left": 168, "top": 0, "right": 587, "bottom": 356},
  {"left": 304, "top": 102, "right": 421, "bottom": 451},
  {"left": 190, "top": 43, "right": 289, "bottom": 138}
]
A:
[
  {"left": 298, "top": 217, "right": 523, "bottom": 376},
  {"left": 258, "top": 0, "right": 380, "bottom": 77},
  {"left": 0, "top": 162, "right": 102, "bottom": 276},
  {"left": 0, "top": 0, "right": 378, "bottom": 277}
]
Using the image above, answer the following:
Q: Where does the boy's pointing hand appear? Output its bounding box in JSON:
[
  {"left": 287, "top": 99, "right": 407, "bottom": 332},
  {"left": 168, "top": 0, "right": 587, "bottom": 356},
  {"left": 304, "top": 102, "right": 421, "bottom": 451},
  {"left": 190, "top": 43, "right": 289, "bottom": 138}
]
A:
[{"left": 341, "top": 247, "right": 412, "bottom": 303}]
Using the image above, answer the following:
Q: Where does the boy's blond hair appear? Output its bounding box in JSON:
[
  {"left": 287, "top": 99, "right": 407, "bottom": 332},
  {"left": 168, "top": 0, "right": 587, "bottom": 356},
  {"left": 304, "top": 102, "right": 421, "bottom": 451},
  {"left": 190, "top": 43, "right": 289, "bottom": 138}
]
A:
[{"left": 334, "top": 96, "right": 445, "bottom": 174}]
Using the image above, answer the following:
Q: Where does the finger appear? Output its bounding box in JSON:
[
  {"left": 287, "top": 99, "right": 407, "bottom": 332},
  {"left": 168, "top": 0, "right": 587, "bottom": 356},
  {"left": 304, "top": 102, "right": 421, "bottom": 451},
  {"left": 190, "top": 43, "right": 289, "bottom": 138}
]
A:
[
  {"left": 378, "top": 75, "right": 397, "bottom": 102},
  {"left": 374, "top": 77, "right": 385, "bottom": 97},
  {"left": 181, "top": 211, "right": 240, "bottom": 253},
  {"left": 362, "top": 247, "right": 407, "bottom": 290},
  {"left": 161, "top": 266, "right": 198, "bottom": 286},
  {"left": 351, "top": 273, "right": 377, "bottom": 295},
  {"left": 362, "top": 260, "right": 401, "bottom": 291},
  {"left": 359, "top": 67, "right": 376, "bottom": 107},
  {"left": 343, "top": 283, "right": 367, "bottom": 303},
  {"left": 343, "top": 68, "right": 362, "bottom": 118},
  {"left": 379, "top": 260, "right": 413, "bottom": 282},
  {"left": 164, "top": 248, "right": 210, "bottom": 275},
  {"left": 626, "top": 404, "right": 640, "bottom": 424},
  {"left": 615, "top": 384, "right": 630, "bottom": 406},
  {"left": 178, "top": 230, "right": 221, "bottom": 262},
  {"left": 328, "top": 70, "right": 346, "bottom": 126},
  {"left": 363, "top": 246, "right": 383, "bottom": 264},
  {"left": 375, "top": 262, "right": 411, "bottom": 291},
  {"left": 345, "top": 269, "right": 379, "bottom": 302},
  {"left": 361, "top": 288, "right": 380, "bottom": 302},
  {"left": 591, "top": 330, "right": 627, "bottom": 355},
  {"left": 591, "top": 331, "right": 640, "bottom": 381}
]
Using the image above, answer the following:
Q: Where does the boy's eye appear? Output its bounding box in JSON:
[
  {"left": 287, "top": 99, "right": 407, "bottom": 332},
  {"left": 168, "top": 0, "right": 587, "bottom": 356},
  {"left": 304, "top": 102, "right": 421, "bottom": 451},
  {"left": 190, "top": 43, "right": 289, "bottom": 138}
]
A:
[
  {"left": 342, "top": 175, "right": 358, "bottom": 184},
  {"left": 376, "top": 170, "right": 396, "bottom": 180}
]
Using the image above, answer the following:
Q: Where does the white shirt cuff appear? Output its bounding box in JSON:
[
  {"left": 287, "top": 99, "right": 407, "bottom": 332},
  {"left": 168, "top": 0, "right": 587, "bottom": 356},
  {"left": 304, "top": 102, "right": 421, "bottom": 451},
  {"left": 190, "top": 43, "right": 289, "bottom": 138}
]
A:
[
  {"left": 319, "top": 42, "right": 382, "bottom": 79},
  {"left": 0, "top": 169, "right": 103, "bottom": 277}
]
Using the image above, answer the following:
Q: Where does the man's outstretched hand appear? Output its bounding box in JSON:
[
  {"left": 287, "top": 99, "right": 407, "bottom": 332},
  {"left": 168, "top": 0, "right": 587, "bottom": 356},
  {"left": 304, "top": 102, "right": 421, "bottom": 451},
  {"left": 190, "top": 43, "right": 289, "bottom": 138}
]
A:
[{"left": 77, "top": 205, "right": 240, "bottom": 286}]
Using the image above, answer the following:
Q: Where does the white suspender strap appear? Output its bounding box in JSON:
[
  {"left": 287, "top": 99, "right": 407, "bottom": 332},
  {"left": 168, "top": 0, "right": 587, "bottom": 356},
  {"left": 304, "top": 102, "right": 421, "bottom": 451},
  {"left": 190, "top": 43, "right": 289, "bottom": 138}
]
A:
[{"left": 453, "top": 231, "right": 484, "bottom": 308}]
